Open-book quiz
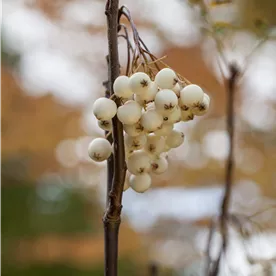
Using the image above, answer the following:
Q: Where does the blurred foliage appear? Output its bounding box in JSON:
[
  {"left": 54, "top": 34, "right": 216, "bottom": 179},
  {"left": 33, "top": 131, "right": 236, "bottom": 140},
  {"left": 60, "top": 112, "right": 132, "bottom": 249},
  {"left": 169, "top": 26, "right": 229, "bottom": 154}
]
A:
[
  {"left": 1, "top": 184, "right": 95, "bottom": 238},
  {"left": 1, "top": 38, "right": 20, "bottom": 67},
  {"left": 239, "top": 0, "right": 276, "bottom": 34},
  {"left": 2, "top": 260, "right": 138, "bottom": 276}
]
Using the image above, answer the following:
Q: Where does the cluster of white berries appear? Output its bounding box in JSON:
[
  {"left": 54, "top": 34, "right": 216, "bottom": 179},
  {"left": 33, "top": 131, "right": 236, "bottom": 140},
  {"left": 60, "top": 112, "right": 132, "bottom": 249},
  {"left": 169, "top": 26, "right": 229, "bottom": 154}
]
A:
[{"left": 88, "top": 68, "right": 210, "bottom": 193}]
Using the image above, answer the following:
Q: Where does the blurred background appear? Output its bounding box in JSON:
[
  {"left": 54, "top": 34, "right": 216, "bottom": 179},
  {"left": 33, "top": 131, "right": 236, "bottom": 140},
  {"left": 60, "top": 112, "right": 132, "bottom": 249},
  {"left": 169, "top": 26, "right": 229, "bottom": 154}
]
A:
[{"left": 2, "top": 0, "right": 276, "bottom": 275}]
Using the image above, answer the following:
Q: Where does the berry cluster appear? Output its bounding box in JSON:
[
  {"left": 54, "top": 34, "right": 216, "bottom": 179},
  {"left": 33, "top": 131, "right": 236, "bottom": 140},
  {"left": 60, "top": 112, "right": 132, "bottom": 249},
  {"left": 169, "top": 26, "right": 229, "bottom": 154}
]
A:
[{"left": 88, "top": 68, "right": 210, "bottom": 193}]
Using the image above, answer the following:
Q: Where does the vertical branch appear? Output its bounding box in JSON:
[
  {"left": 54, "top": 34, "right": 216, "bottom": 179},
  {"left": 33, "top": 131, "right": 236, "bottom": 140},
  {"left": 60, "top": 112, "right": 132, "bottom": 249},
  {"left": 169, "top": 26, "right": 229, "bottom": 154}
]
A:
[
  {"left": 149, "top": 262, "right": 159, "bottom": 276},
  {"left": 103, "top": 57, "right": 114, "bottom": 206},
  {"left": 209, "top": 64, "right": 239, "bottom": 276},
  {"left": 103, "top": 1, "right": 126, "bottom": 276},
  {"left": 221, "top": 64, "right": 239, "bottom": 220}
]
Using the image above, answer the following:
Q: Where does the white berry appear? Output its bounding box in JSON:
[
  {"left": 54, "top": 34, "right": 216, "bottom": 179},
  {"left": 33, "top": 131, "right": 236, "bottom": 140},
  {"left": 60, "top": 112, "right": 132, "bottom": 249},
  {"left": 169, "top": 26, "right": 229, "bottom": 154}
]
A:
[
  {"left": 151, "top": 156, "right": 168, "bottom": 174},
  {"left": 140, "top": 109, "right": 163, "bottom": 132},
  {"left": 93, "top": 98, "right": 117, "bottom": 120},
  {"left": 178, "top": 98, "right": 189, "bottom": 111},
  {"left": 113, "top": 75, "right": 133, "bottom": 98},
  {"left": 127, "top": 150, "right": 151, "bottom": 175},
  {"left": 155, "top": 68, "right": 178, "bottom": 89},
  {"left": 125, "top": 134, "right": 147, "bottom": 150},
  {"left": 155, "top": 89, "right": 178, "bottom": 113},
  {"left": 172, "top": 83, "right": 181, "bottom": 97},
  {"left": 154, "top": 124, "right": 173, "bottom": 136},
  {"left": 180, "top": 84, "right": 204, "bottom": 107},
  {"left": 192, "top": 93, "right": 210, "bottom": 116},
  {"left": 129, "top": 173, "right": 151, "bottom": 193},
  {"left": 123, "top": 171, "right": 131, "bottom": 191},
  {"left": 145, "top": 134, "right": 166, "bottom": 155},
  {"left": 124, "top": 122, "right": 144, "bottom": 137},
  {"left": 98, "top": 120, "right": 112, "bottom": 131},
  {"left": 129, "top": 72, "right": 151, "bottom": 95},
  {"left": 181, "top": 109, "right": 194, "bottom": 121},
  {"left": 166, "top": 130, "right": 185, "bottom": 148},
  {"left": 117, "top": 100, "right": 142, "bottom": 125},
  {"left": 88, "top": 138, "right": 112, "bottom": 162},
  {"left": 135, "top": 81, "right": 158, "bottom": 104},
  {"left": 162, "top": 105, "right": 181, "bottom": 124}
]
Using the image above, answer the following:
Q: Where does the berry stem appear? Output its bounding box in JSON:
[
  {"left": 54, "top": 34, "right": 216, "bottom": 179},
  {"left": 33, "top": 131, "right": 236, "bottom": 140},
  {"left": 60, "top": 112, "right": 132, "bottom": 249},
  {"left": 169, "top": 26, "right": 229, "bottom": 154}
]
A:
[{"left": 103, "top": 1, "right": 126, "bottom": 276}]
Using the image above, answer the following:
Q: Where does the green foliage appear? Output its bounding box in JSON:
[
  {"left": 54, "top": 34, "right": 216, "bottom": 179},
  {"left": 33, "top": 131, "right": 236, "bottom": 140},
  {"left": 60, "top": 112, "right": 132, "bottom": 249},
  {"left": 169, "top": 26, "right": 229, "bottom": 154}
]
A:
[
  {"left": 2, "top": 260, "right": 138, "bottom": 276},
  {"left": 1, "top": 185, "right": 95, "bottom": 237},
  {"left": 1, "top": 42, "right": 20, "bottom": 68}
]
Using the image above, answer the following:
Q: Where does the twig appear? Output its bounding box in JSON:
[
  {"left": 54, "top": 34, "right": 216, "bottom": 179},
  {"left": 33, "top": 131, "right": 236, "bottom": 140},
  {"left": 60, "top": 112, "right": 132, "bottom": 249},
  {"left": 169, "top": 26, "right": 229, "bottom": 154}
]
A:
[
  {"left": 248, "top": 205, "right": 276, "bottom": 219},
  {"left": 118, "top": 24, "right": 133, "bottom": 76},
  {"left": 103, "top": 1, "right": 127, "bottom": 276},
  {"left": 205, "top": 219, "right": 216, "bottom": 274}
]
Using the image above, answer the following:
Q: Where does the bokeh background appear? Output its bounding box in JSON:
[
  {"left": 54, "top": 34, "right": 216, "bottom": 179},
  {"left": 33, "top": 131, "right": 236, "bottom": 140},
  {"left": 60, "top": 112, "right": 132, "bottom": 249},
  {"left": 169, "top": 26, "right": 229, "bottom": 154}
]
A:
[{"left": 2, "top": 0, "right": 276, "bottom": 275}]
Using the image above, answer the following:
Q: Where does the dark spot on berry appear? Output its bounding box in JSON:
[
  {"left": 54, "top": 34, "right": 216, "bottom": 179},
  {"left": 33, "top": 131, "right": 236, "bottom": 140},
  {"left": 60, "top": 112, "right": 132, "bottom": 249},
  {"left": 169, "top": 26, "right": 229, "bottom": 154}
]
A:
[
  {"left": 93, "top": 153, "right": 101, "bottom": 160},
  {"left": 140, "top": 79, "right": 149, "bottom": 87},
  {"left": 164, "top": 103, "right": 174, "bottom": 110},
  {"left": 181, "top": 105, "right": 189, "bottom": 111},
  {"left": 149, "top": 144, "right": 156, "bottom": 152}
]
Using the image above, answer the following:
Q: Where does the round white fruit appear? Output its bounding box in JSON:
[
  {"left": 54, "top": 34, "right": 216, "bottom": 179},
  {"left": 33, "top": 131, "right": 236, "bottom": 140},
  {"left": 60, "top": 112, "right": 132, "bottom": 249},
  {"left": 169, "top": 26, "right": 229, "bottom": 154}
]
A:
[
  {"left": 151, "top": 156, "right": 168, "bottom": 174},
  {"left": 125, "top": 134, "right": 147, "bottom": 150},
  {"left": 88, "top": 138, "right": 112, "bottom": 162},
  {"left": 98, "top": 120, "right": 112, "bottom": 131},
  {"left": 129, "top": 173, "right": 151, "bottom": 193},
  {"left": 180, "top": 84, "right": 204, "bottom": 107},
  {"left": 162, "top": 105, "right": 181, "bottom": 124},
  {"left": 136, "top": 81, "right": 158, "bottom": 104},
  {"left": 127, "top": 150, "right": 151, "bottom": 175},
  {"left": 113, "top": 75, "right": 133, "bottom": 98},
  {"left": 124, "top": 122, "right": 144, "bottom": 137},
  {"left": 117, "top": 100, "right": 142, "bottom": 125},
  {"left": 178, "top": 98, "right": 189, "bottom": 111},
  {"left": 129, "top": 72, "right": 151, "bottom": 95},
  {"left": 140, "top": 109, "right": 163, "bottom": 132},
  {"left": 123, "top": 171, "right": 131, "bottom": 191},
  {"left": 155, "top": 68, "right": 178, "bottom": 89},
  {"left": 192, "top": 93, "right": 210, "bottom": 116},
  {"left": 166, "top": 130, "right": 185, "bottom": 148},
  {"left": 145, "top": 134, "right": 165, "bottom": 155},
  {"left": 155, "top": 89, "right": 178, "bottom": 113},
  {"left": 154, "top": 124, "right": 173, "bottom": 136},
  {"left": 93, "top": 98, "right": 117, "bottom": 120},
  {"left": 172, "top": 82, "right": 181, "bottom": 97}
]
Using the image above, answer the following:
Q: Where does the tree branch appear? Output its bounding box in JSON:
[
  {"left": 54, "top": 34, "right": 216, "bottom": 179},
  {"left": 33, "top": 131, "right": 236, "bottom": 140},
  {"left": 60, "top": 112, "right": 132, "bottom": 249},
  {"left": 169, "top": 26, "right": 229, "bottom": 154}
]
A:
[
  {"left": 208, "top": 63, "right": 239, "bottom": 276},
  {"left": 103, "top": 1, "right": 126, "bottom": 276}
]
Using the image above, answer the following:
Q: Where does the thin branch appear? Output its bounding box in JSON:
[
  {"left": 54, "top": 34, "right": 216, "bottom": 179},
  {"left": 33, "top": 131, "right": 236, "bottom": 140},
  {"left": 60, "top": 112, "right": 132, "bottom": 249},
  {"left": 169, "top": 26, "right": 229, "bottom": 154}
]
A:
[
  {"left": 205, "top": 219, "right": 216, "bottom": 274},
  {"left": 118, "top": 24, "right": 132, "bottom": 76},
  {"left": 239, "top": 36, "right": 268, "bottom": 80},
  {"left": 248, "top": 205, "right": 276, "bottom": 219},
  {"left": 103, "top": 1, "right": 127, "bottom": 276}
]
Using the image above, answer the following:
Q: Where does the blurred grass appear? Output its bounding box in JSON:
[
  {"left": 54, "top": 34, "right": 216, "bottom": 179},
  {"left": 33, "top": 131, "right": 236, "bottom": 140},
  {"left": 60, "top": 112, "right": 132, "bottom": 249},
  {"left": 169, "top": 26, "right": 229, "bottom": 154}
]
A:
[
  {"left": 2, "top": 260, "right": 138, "bottom": 276},
  {"left": 1, "top": 184, "right": 94, "bottom": 237}
]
